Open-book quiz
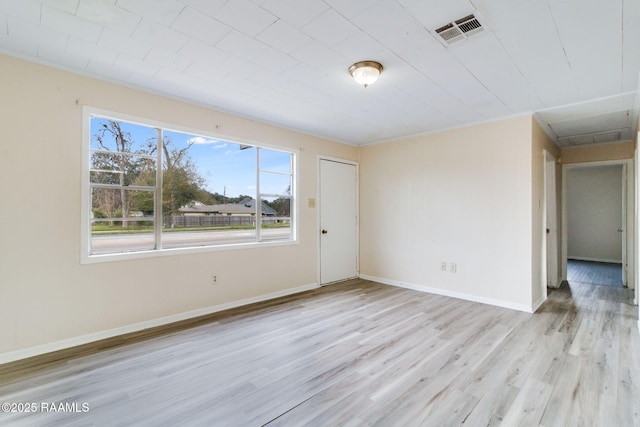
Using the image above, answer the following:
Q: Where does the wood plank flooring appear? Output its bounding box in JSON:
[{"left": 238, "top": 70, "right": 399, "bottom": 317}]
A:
[{"left": 0, "top": 279, "right": 638, "bottom": 426}]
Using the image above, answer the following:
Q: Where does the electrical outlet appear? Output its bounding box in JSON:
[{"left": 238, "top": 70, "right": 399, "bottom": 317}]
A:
[
  {"left": 449, "top": 263, "right": 457, "bottom": 273},
  {"left": 440, "top": 262, "right": 447, "bottom": 271},
  {"left": 211, "top": 274, "right": 219, "bottom": 284}
]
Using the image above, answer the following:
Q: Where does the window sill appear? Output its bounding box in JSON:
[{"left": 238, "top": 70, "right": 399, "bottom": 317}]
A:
[{"left": 80, "top": 239, "right": 299, "bottom": 265}]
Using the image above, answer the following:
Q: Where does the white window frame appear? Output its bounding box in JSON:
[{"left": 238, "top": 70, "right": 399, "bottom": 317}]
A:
[{"left": 81, "top": 107, "right": 298, "bottom": 264}]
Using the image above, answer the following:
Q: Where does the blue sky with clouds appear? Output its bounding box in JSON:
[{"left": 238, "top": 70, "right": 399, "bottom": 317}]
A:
[{"left": 91, "top": 117, "right": 292, "bottom": 198}]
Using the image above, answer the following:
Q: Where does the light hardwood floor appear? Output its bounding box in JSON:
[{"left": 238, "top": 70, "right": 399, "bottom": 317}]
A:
[{"left": 0, "top": 279, "right": 638, "bottom": 426}]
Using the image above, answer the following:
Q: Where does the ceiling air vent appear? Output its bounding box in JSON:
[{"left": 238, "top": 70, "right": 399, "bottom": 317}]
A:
[{"left": 434, "top": 14, "right": 485, "bottom": 46}]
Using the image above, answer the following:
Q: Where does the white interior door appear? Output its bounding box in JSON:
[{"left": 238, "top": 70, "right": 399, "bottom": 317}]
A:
[{"left": 319, "top": 159, "right": 358, "bottom": 285}]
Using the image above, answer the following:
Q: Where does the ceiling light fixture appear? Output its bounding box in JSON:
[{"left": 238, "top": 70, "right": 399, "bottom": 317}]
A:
[{"left": 349, "top": 61, "right": 383, "bottom": 88}]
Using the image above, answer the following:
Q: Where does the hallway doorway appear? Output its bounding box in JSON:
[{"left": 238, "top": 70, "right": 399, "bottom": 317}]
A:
[{"left": 561, "top": 159, "right": 634, "bottom": 291}]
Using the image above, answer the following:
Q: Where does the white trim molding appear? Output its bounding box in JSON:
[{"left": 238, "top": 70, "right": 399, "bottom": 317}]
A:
[{"left": 360, "top": 274, "right": 540, "bottom": 313}]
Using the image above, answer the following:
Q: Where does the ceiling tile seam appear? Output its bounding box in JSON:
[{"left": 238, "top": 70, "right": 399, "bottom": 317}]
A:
[
  {"left": 180, "top": 4, "right": 272, "bottom": 43},
  {"left": 143, "top": 17, "right": 191, "bottom": 54},
  {"left": 214, "top": 35, "right": 276, "bottom": 76},
  {"left": 175, "top": 0, "right": 225, "bottom": 18},
  {"left": 271, "top": 14, "right": 355, "bottom": 65},
  {"left": 385, "top": 81, "right": 465, "bottom": 123},
  {"left": 253, "top": 17, "right": 281, "bottom": 41},
  {"left": 171, "top": 6, "right": 234, "bottom": 46},
  {"left": 41, "top": 1, "right": 78, "bottom": 17},
  {"left": 473, "top": 8, "right": 546, "bottom": 111},
  {"left": 545, "top": 0, "right": 581, "bottom": 101},
  {"left": 146, "top": 50, "right": 194, "bottom": 76},
  {"left": 237, "top": 42, "right": 302, "bottom": 84},
  {"left": 24, "top": 6, "right": 72, "bottom": 64},
  {"left": 55, "top": 35, "right": 74, "bottom": 68},
  {"left": 286, "top": 3, "right": 387, "bottom": 64},
  {"left": 91, "top": 26, "right": 108, "bottom": 71},
  {"left": 446, "top": 43, "right": 513, "bottom": 113},
  {"left": 111, "top": 8, "right": 141, "bottom": 37},
  {"left": 118, "top": 1, "right": 186, "bottom": 28},
  {"left": 98, "top": 28, "right": 152, "bottom": 61},
  {"left": 40, "top": 4, "right": 101, "bottom": 44},
  {"left": 319, "top": 0, "right": 378, "bottom": 22}
]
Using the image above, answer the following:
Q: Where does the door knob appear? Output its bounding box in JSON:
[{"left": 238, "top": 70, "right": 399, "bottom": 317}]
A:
[
  {"left": 321, "top": 229, "right": 328, "bottom": 234},
  {"left": 618, "top": 228, "right": 624, "bottom": 232}
]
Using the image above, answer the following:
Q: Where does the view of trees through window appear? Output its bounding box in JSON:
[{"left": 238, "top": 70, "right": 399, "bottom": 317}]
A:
[{"left": 88, "top": 115, "right": 293, "bottom": 256}]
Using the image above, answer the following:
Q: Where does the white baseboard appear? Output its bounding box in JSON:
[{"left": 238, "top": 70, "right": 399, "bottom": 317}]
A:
[
  {"left": 531, "top": 294, "right": 547, "bottom": 313},
  {"left": 0, "top": 282, "right": 319, "bottom": 365},
  {"left": 359, "top": 274, "right": 536, "bottom": 313},
  {"left": 567, "top": 256, "right": 622, "bottom": 264}
]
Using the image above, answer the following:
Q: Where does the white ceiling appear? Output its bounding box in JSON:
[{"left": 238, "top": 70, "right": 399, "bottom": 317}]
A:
[{"left": 1, "top": 0, "right": 638, "bottom": 146}]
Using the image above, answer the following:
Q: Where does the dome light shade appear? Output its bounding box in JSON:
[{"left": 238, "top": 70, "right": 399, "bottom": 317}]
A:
[{"left": 349, "top": 61, "right": 383, "bottom": 87}]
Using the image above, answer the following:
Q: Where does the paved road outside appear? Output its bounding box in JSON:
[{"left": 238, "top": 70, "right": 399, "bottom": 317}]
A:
[{"left": 91, "top": 228, "right": 291, "bottom": 254}]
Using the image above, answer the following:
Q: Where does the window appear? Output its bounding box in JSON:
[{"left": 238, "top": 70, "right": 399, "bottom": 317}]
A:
[{"left": 83, "top": 109, "right": 295, "bottom": 260}]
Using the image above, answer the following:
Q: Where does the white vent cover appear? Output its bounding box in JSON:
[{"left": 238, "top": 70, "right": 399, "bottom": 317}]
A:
[{"left": 434, "top": 14, "right": 485, "bottom": 46}]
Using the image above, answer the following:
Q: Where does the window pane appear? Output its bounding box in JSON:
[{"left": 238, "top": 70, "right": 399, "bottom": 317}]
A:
[
  {"left": 260, "top": 171, "right": 291, "bottom": 196},
  {"left": 160, "top": 131, "right": 258, "bottom": 249},
  {"left": 90, "top": 117, "right": 155, "bottom": 155},
  {"left": 261, "top": 196, "right": 291, "bottom": 241},
  {"left": 163, "top": 200, "right": 257, "bottom": 249},
  {"left": 90, "top": 152, "right": 156, "bottom": 187},
  {"left": 260, "top": 148, "right": 292, "bottom": 173},
  {"left": 90, "top": 188, "right": 155, "bottom": 255}
]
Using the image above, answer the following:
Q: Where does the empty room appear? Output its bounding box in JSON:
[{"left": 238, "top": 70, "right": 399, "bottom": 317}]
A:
[{"left": 0, "top": 0, "right": 639, "bottom": 425}]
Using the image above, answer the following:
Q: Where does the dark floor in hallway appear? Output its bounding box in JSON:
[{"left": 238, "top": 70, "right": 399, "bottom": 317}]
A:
[{"left": 567, "top": 259, "right": 623, "bottom": 287}]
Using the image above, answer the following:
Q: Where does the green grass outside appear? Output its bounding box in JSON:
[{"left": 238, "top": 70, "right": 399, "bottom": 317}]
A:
[{"left": 92, "top": 223, "right": 290, "bottom": 235}]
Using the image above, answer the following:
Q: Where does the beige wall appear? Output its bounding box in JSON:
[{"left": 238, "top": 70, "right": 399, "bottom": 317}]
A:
[
  {"left": 561, "top": 140, "right": 635, "bottom": 164},
  {"left": 0, "top": 55, "right": 357, "bottom": 358},
  {"left": 359, "top": 116, "right": 537, "bottom": 310}
]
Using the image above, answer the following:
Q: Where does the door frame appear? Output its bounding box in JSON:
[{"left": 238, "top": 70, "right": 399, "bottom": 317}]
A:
[
  {"left": 543, "top": 150, "right": 559, "bottom": 293},
  {"left": 317, "top": 156, "right": 359, "bottom": 286},
  {"left": 561, "top": 159, "right": 635, "bottom": 289}
]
